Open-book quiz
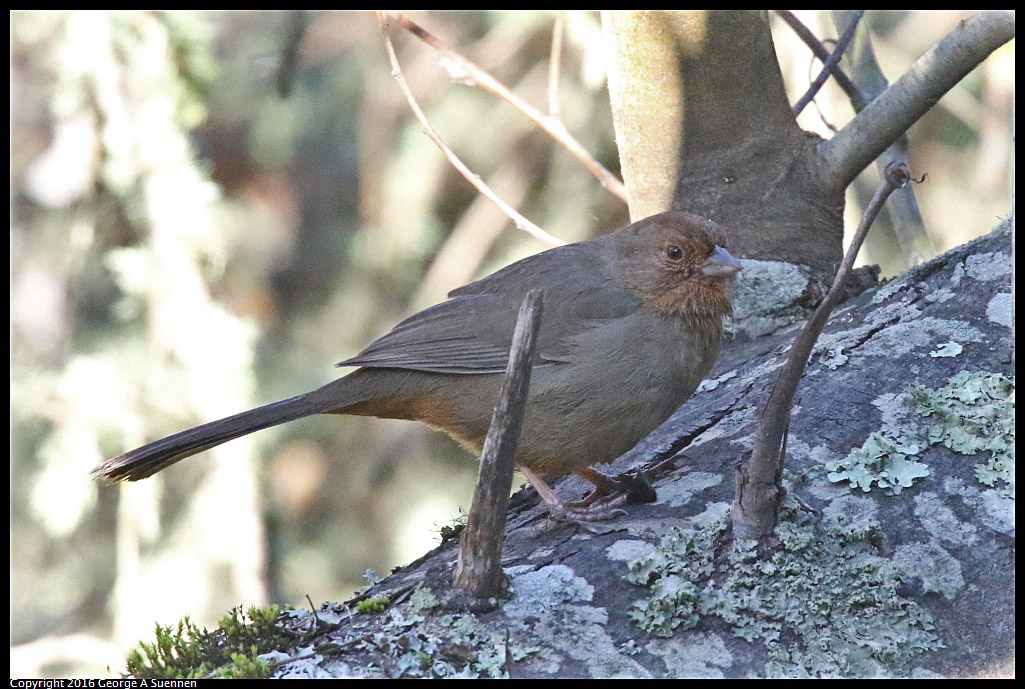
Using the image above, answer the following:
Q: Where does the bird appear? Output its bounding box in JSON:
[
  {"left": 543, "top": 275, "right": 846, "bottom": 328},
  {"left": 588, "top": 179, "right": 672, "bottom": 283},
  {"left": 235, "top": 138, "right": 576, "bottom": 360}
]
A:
[{"left": 93, "top": 210, "right": 742, "bottom": 521}]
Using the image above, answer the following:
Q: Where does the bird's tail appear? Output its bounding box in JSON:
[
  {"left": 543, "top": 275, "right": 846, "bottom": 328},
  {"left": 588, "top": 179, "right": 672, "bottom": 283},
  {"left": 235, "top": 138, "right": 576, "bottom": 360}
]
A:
[{"left": 92, "top": 395, "right": 321, "bottom": 482}]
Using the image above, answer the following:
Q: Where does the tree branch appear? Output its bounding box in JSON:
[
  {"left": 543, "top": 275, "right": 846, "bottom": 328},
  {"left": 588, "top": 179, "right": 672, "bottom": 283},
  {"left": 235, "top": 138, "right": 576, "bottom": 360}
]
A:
[
  {"left": 790, "top": 11, "right": 863, "bottom": 117},
  {"left": 820, "top": 10, "right": 1015, "bottom": 189},
  {"left": 833, "top": 9, "right": 935, "bottom": 268},
  {"left": 774, "top": 10, "right": 867, "bottom": 108},
  {"left": 547, "top": 11, "right": 564, "bottom": 118}
]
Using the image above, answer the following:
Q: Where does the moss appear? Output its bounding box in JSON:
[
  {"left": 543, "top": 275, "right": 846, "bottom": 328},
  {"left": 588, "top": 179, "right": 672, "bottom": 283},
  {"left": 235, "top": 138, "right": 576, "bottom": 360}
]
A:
[
  {"left": 356, "top": 595, "right": 392, "bottom": 615},
  {"left": 438, "top": 508, "right": 468, "bottom": 542},
  {"left": 126, "top": 605, "right": 284, "bottom": 679},
  {"left": 216, "top": 647, "right": 272, "bottom": 679},
  {"left": 623, "top": 505, "right": 943, "bottom": 678}
]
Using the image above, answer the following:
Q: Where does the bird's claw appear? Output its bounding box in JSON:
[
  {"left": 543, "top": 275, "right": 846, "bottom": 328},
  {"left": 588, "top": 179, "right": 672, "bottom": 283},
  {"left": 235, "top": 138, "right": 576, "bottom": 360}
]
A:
[{"left": 536, "top": 492, "right": 629, "bottom": 533}]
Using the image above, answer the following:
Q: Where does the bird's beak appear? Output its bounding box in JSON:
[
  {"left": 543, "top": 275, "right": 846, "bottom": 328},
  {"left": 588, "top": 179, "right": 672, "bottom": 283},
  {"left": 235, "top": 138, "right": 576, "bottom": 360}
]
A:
[{"left": 701, "top": 246, "right": 743, "bottom": 277}]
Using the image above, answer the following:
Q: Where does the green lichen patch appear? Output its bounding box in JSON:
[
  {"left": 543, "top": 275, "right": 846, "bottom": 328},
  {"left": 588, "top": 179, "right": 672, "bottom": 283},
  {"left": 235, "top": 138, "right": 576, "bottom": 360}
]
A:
[
  {"left": 825, "top": 432, "right": 930, "bottom": 495},
  {"left": 407, "top": 586, "right": 440, "bottom": 613},
  {"left": 824, "top": 371, "right": 1014, "bottom": 498},
  {"left": 623, "top": 506, "right": 943, "bottom": 678},
  {"left": 908, "top": 371, "right": 1014, "bottom": 498},
  {"left": 126, "top": 605, "right": 285, "bottom": 679}
]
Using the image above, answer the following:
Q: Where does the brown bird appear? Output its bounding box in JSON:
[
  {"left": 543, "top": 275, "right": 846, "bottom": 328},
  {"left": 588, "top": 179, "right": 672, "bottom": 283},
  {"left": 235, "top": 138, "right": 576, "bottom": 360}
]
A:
[{"left": 93, "top": 210, "right": 742, "bottom": 520}]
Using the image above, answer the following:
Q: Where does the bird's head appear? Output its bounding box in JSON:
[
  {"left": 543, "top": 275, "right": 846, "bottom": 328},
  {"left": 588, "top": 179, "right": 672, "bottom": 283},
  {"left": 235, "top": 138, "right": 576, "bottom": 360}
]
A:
[{"left": 614, "top": 210, "right": 742, "bottom": 324}]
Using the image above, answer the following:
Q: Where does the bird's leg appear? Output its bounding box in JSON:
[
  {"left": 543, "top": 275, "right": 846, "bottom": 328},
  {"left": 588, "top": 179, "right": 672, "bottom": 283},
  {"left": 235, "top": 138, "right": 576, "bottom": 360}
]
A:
[
  {"left": 519, "top": 466, "right": 626, "bottom": 522},
  {"left": 567, "top": 467, "right": 623, "bottom": 507}
]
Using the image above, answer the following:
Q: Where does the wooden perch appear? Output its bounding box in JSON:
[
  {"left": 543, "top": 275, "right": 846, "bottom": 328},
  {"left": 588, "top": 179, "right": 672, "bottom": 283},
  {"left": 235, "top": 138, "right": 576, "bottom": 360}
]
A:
[{"left": 452, "top": 289, "right": 544, "bottom": 607}]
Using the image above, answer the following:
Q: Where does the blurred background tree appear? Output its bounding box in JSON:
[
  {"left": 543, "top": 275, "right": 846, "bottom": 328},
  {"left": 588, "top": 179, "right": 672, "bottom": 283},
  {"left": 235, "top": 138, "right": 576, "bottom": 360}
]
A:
[{"left": 9, "top": 10, "right": 1013, "bottom": 677}]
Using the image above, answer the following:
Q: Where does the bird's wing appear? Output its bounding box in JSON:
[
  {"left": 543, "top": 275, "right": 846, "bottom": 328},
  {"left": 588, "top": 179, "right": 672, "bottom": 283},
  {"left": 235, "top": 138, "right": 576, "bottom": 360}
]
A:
[{"left": 337, "top": 240, "right": 640, "bottom": 374}]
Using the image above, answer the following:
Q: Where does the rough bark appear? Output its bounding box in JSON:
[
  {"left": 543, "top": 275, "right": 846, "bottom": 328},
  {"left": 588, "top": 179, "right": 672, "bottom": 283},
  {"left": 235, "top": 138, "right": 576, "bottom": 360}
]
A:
[{"left": 270, "top": 221, "right": 1013, "bottom": 679}]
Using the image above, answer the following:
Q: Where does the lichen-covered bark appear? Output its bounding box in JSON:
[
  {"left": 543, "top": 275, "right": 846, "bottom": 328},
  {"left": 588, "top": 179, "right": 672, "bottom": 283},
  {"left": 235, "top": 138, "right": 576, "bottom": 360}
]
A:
[{"left": 270, "top": 222, "right": 1013, "bottom": 679}]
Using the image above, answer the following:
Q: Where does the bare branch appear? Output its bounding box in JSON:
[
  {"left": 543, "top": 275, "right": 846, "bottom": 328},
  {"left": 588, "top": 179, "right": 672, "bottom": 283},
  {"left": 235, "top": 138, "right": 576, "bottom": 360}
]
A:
[
  {"left": 452, "top": 290, "right": 544, "bottom": 607},
  {"left": 732, "top": 161, "right": 912, "bottom": 540},
  {"left": 790, "top": 11, "right": 863, "bottom": 117},
  {"left": 820, "top": 11, "right": 1015, "bottom": 189},
  {"left": 774, "top": 10, "right": 867, "bottom": 108},
  {"left": 377, "top": 13, "right": 565, "bottom": 247},
  {"left": 384, "top": 11, "right": 627, "bottom": 202},
  {"left": 276, "top": 10, "right": 307, "bottom": 98}
]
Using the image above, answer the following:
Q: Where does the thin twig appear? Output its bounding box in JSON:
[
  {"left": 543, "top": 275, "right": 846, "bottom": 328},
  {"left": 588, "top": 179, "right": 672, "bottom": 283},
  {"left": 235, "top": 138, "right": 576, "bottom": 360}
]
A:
[
  {"left": 377, "top": 13, "right": 564, "bottom": 247},
  {"left": 833, "top": 10, "right": 934, "bottom": 267},
  {"left": 791, "top": 11, "right": 863, "bottom": 117},
  {"left": 453, "top": 290, "right": 544, "bottom": 605},
  {"left": 547, "top": 11, "right": 564, "bottom": 118},
  {"left": 775, "top": 10, "right": 867, "bottom": 108},
  {"left": 731, "top": 161, "right": 913, "bottom": 540},
  {"left": 304, "top": 594, "right": 320, "bottom": 634},
  {"left": 384, "top": 11, "right": 627, "bottom": 202}
]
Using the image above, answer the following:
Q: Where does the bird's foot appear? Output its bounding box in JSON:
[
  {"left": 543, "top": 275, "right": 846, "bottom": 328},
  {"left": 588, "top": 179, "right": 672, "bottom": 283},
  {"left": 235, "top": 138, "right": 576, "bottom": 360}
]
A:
[
  {"left": 519, "top": 466, "right": 628, "bottom": 532},
  {"left": 570, "top": 466, "right": 661, "bottom": 508},
  {"left": 565, "top": 483, "right": 618, "bottom": 509},
  {"left": 534, "top": 495, "right": 629, "bottom": 534},
  {"left": 551, "top": 492, "right": 629, "bottom": 523}
]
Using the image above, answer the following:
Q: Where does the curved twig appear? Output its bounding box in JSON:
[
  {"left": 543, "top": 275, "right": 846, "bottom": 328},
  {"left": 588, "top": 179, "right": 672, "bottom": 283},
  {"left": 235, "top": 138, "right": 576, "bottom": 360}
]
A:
[
  {"left": 732, "top": 161, "right": 913, "bottom": 540},
  {"left": 790, "top": 11, "right": 863, "bottom": 117},
  {"left": 384, "top": 11, "right": 628, "bottom": 202},
  {"left": 377, "top": 13, "right": 565, "bottom": 247}
]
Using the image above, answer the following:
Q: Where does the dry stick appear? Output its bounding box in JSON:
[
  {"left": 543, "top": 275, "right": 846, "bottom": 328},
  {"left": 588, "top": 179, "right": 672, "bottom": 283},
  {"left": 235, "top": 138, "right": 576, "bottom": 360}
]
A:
[
  {"left": 775, "top": 10, "right": 867, "bottom": 109},
  {"left": 731, "top": 161, "right": 912, "bottom": 540},
  {"left": 790, "top": 10, "right": 863, "bottom": 117},
  {"left": 377, "top": 14, "right": 564, "bottom": 248},
  {"left": 384, "top": 11, "right": 628, "bottom": 202},
  {"left": 452, "top": 289, "right": 544, "bottom": 604},
  {"left": 547, "top": 11, "right": 564, "bottom": 119}
]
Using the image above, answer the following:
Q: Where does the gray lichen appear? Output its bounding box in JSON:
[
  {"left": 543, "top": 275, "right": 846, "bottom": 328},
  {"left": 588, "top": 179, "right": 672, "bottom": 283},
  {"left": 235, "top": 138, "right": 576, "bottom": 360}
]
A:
[
  {"left": 727, "top": 259, "right": 812, "bottom": 338},
  {"left": 621, "top": 503, "right": 943, "bottom": 678},
  {"left": 824, "top": 371, "right": 1014, "bottom": 498},
  {"left": 963, "top": 251, "right": 1012, "bottom": 282},
  {"left": 825, "top": 432, "right": 930, "bottom": 495},
  {"left": 891, "top": 543, "right": 964, "bottom": 600},
  {"left": 909, "top": 371, "right": 1015, "bottom": 498},
  {"left": 985, "top": 292, "right": 1012, "bottom": 328}
]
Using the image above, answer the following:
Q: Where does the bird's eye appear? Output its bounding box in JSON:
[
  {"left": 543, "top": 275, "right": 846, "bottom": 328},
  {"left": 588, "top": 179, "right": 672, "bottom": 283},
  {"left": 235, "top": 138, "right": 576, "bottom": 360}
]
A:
[{"left": 666, "top": 245, "right": 683, "bottom": 261}]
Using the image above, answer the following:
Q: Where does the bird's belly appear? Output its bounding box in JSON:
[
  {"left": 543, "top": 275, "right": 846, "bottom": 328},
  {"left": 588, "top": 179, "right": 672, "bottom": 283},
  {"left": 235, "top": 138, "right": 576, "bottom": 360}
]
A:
[{"left": 513, "top": 363, "right": 699, "bottom": 477}]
